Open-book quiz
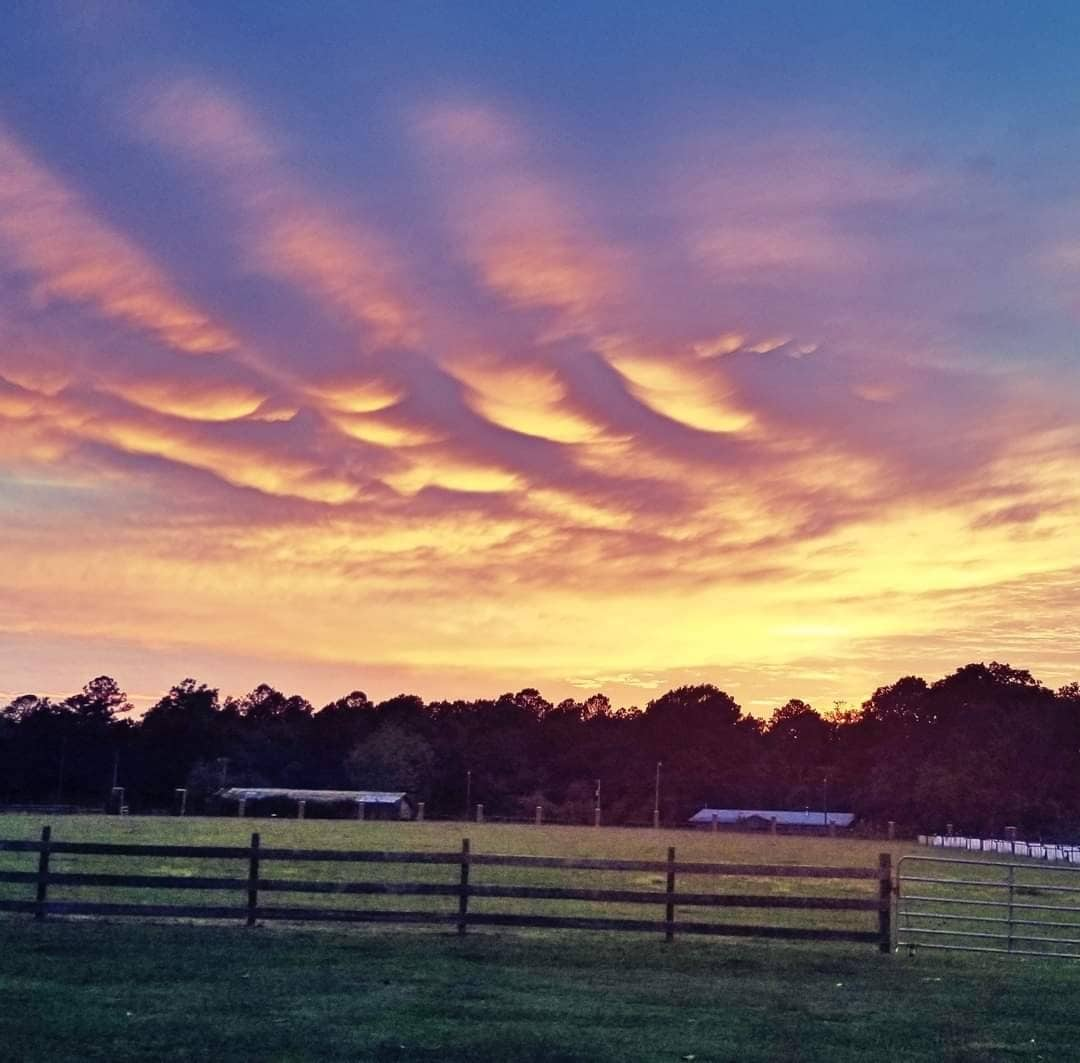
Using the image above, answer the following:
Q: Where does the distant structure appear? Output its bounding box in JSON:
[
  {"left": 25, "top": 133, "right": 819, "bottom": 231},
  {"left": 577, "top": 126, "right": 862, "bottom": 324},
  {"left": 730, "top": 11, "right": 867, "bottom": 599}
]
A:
[
  {"left": 689, "top": 808, "right": 855, "bottom": 833},
  {"left": 218, "top": 788, "right": 414, "bottom": 820}
]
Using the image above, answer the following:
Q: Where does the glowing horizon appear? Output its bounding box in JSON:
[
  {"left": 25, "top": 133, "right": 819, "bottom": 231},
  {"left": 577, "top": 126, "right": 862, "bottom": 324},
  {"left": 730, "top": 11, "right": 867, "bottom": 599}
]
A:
[{"left": 2, "top": 4, "right": 1079, "bottom": 715}]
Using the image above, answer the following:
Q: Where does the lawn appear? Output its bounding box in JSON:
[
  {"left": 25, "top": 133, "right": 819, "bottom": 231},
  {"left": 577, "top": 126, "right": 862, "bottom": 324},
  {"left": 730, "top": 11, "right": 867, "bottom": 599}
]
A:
[{"left": 0, "top": 816, "right": 1077, "bottom": 1061}]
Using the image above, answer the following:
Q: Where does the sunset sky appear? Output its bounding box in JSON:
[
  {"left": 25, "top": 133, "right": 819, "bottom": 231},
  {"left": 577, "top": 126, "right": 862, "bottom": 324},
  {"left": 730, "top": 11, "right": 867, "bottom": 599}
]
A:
[{"left": 2, "top": 3, "right": 1079, "bottom": 714}]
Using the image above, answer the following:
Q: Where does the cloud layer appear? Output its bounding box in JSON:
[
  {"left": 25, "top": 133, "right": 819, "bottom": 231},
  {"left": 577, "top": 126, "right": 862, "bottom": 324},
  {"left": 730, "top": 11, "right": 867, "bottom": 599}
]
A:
[{"left": 2, "top": 45, "right": 1079, "bottom": 711}]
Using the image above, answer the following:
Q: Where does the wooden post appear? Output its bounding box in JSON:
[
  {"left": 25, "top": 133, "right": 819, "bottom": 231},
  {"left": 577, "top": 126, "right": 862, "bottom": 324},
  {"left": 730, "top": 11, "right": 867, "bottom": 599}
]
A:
[
  {"left": 653, "top": 808, "right": 660, "bottom": 829},
  {"left": 458, "top": 838, "right": 470, "bottom": 936},
  {"left": 475, "top": 803, "right": 483, "bottom": 824},
  {"left": 887, "top": 820, "right": 895, "bottom": 840},
  {"left": 297, "top": 799, "right": 306, "bottom": 820},
  {"left": 417, "top": 802, "right": 425, "bottom": 822},
  {"left": 34, "top": 825, "right": 51, "bottom": 922},
  {"left": 594, "top": 807, "right": 601, "bottom": 828},
  {"left": 665, "top": 846, "right": 676, "bottom": 942},
  {"left": 238, "top": 797, "right": 246, "bottom": 818},
  {"left": 357, "top": 799, "right": 365, "bottom": 821},
  {"left": 247, "top": 832, "right": 260, "bottom": 927},
  {"left": 878, "top": 852, "right": 892, "bottom": 953},
  {"left": 535, "top": 805, "right": 542, "bottom": 826}
]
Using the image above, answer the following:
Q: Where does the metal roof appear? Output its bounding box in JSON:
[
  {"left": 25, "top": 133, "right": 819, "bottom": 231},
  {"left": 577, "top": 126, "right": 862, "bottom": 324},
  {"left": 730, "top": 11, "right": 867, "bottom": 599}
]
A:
[
  {"left": 219, "top": 788, "right": 408, "bottom": 804},
  {"left": 689, "top": 808, "right": 855, "bottom": 827}
]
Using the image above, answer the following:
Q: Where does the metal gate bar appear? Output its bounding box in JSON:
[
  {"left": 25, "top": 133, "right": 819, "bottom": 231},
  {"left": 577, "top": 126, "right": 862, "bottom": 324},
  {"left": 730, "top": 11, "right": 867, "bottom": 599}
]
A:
[{"left": 897, "top": 854, "right": 1080, "bottom": 959}]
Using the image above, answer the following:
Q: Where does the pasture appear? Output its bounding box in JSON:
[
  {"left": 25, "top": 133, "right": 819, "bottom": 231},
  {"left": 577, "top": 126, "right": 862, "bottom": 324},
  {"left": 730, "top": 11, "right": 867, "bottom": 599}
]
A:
[{"left": 1, "top": 816, "right": 1078, "bottom": 1061}]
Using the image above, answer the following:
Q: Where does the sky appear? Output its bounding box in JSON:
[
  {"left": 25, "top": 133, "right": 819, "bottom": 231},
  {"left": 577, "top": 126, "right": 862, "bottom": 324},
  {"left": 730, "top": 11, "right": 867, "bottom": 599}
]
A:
[{"left": 2, "top": 2, "right": 1080, "bottom": 715}]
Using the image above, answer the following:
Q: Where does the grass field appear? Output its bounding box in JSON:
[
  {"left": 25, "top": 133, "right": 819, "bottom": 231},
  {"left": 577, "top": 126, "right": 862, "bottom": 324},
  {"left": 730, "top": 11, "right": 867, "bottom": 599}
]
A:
[{"left": 1, "top": 816, "right": 1078, "bottom": 1062}]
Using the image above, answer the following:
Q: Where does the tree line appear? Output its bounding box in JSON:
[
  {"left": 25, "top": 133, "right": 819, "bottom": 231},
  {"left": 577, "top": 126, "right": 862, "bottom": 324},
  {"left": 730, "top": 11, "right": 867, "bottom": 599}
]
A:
[{"left": 2, "top": 662, "right": 1078, "bottom": 837}]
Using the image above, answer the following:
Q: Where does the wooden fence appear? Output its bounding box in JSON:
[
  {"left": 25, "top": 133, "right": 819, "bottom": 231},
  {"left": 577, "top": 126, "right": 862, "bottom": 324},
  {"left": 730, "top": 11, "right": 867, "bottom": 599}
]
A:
[{"left": 0, "top": 827, "right": 892, "bottom": 952}]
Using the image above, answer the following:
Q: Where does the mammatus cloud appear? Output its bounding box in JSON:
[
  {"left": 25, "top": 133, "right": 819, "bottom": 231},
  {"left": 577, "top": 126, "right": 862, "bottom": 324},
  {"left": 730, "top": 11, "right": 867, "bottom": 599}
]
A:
[{"left": 1, "top": 80, "right": 1078, "bottom": 711}]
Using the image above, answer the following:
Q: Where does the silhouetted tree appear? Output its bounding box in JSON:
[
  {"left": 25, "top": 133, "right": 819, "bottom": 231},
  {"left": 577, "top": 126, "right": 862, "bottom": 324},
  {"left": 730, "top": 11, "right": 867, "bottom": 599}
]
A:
[{"left": 346, "top": 723, "right": 435, "bottom": 796}]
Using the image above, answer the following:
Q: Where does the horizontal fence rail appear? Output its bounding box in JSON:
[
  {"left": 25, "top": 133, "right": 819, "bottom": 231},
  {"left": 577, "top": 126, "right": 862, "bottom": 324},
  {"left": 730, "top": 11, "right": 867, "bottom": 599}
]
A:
[
  {"left": 0, "top": 828, "right": 891, "bottom": 951},
  {"left": 897, "top": 855, "right": 1080, "bottom": 959}
]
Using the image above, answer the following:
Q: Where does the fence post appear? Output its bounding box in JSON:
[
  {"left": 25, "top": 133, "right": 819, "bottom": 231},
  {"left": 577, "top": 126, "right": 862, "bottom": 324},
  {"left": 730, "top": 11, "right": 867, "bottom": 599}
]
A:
[
  {"left": 535, "top": 805, "right": 542, "bottom": 826},
  {"left": 35, "top": 825, "right": 51, "bottom": 922},
  {"left": 475, "top": 803, "right": 483, "bottom": 824},
  {"left": 417, "top": 802, "right": 425, "bottom": 822},
  {"left": 458, "top": 838, "right": 470, "bottom": 936},
  {"left": 246, "top": 832, "right": 260, "bottom": 927},
  {"left": 665, "top": 846, "right": 676, "bottom": 942},
  {"left": 878, "top": 852, "right": 892, "bottom": 953}
]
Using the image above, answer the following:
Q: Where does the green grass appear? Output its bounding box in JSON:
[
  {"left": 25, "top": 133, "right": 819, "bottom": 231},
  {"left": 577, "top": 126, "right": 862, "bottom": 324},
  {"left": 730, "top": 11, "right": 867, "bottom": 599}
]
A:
[
  {"left": 1, "top": 816, "right": 1078, "bottom": 1061},
  {"left": 2, "top": 917, "right": 1078, "bottom": 1062}
]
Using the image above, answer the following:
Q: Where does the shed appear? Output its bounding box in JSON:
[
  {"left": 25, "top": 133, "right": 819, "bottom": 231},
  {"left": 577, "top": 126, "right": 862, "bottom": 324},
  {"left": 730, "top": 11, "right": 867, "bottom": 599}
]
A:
[
  {"left": 689, "top": 808, "right": 855, "bottom": 832},
  {"left": 218, "top": 787, "right": 414, "bottom": 820}
]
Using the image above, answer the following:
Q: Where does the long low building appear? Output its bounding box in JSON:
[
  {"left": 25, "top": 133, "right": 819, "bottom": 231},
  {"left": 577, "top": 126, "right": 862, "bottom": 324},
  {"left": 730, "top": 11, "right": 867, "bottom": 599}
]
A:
[
  {"left": 689, "top": 808, "right": 855, "bottom": 831},
  {"left": 217, "top": 787, "right": 414, "bottom": 819}
]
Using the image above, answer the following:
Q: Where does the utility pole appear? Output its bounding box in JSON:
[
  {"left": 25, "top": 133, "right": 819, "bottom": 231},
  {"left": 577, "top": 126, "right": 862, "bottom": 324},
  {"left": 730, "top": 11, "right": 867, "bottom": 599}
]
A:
[
  {"left": 653, "top": 761, "right": 662, "bottom": 829},
  {"left": 465, "top": 769, "right": 472, "bottom": 821}
]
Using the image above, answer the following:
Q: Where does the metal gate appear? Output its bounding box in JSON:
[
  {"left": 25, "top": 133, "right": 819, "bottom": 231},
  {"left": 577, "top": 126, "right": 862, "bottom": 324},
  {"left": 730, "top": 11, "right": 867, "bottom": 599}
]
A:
[{"left": 897, "top": 855, "right": 1080, "bottom": 959}]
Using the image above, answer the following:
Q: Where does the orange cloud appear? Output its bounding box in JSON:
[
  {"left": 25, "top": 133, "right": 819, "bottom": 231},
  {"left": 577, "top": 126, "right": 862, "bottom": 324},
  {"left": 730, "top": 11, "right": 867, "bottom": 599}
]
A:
[
  {"left": 0, "top": 124, "right": 236, "bottom": 354},
  {"left": 136, "top": 79, "right": 421, "bottom": 349},
  {"left": 414, "top": 103, "right": 627, "bottom": 335},
  {"left": 450, "top": 355, "right": 609, "bottom": 444},
  {"left": 94, "top": 377, "right": 267, "bottom": 422},
  {"left": 600, "top": 341, "right": 757, "bottom": 435},
  {"left": 0, "top": 380, "right": 358, "bottom": 504}
]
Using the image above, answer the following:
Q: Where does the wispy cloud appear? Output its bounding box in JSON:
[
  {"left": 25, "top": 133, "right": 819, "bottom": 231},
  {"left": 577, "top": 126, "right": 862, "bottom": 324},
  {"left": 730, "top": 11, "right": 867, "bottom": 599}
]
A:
[
  {"left": 0, "top": 123, "right": 236, "bottom": 355},
  {"left": 135, "top": 79, "right": 422, "bottom": 351}
]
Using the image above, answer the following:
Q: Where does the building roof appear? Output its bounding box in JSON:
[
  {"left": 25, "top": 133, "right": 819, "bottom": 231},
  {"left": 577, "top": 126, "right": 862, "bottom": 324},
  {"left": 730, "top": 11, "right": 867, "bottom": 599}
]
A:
[
  {"left": 219, "top": 788, "right": 408, "bottom": 804},
  {"left": 689, "top": 808, "right": 855, "bottom": 827}
]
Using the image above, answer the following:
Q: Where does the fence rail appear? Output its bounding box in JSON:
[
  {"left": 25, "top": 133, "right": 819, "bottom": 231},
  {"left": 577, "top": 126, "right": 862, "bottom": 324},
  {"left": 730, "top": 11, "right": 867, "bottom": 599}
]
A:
[{"left": 0, "top": 827, "right": 891, "bottom": 951}]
